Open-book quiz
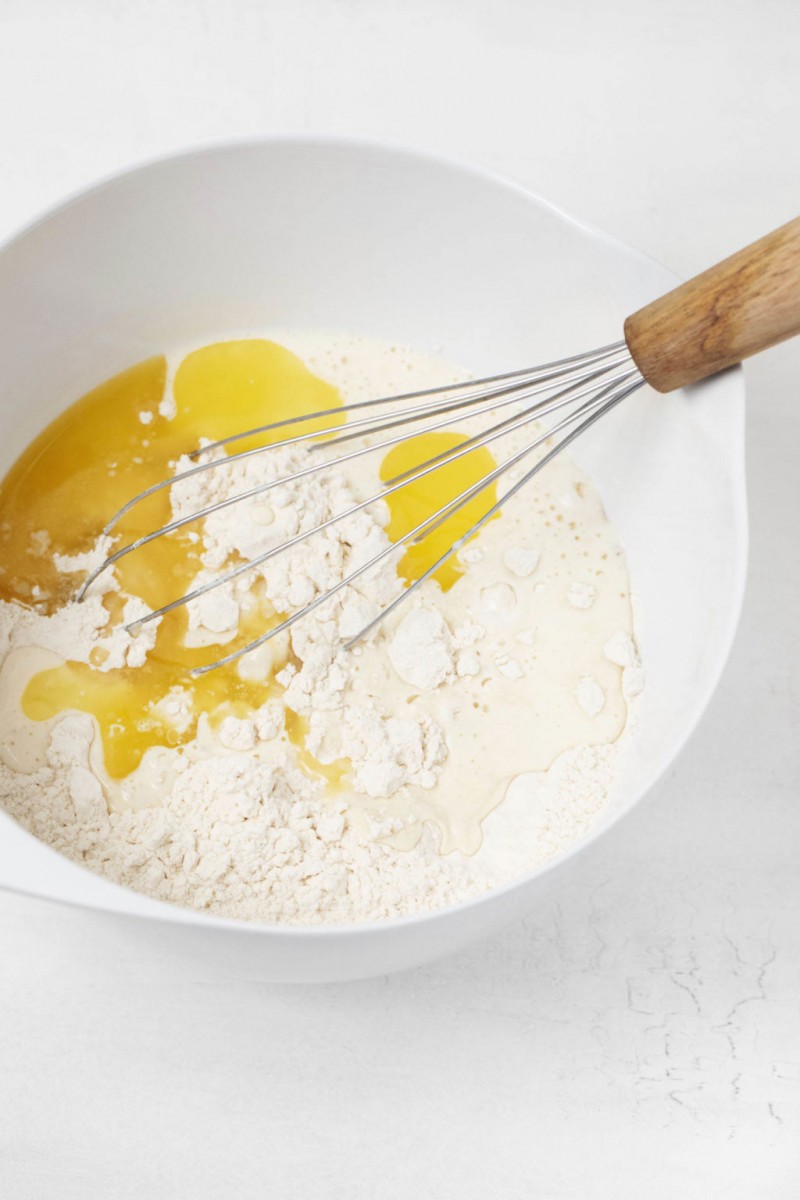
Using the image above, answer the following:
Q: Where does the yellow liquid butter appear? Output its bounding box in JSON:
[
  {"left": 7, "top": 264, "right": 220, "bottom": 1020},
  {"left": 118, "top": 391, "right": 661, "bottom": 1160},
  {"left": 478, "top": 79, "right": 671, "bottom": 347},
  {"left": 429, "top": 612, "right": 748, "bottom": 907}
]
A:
[{"left": 0, "top": 340, "right": 496, "bottom": 780}]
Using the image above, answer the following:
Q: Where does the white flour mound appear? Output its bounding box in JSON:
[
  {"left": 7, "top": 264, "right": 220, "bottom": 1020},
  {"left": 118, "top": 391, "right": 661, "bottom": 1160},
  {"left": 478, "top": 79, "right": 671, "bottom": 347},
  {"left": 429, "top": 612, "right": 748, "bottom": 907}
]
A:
[
  {"left": 0, "top": 334, "right": 642, "bottom": 924},
  {"left": 0, "top": 707, "right": 621, "bottom": 924}
]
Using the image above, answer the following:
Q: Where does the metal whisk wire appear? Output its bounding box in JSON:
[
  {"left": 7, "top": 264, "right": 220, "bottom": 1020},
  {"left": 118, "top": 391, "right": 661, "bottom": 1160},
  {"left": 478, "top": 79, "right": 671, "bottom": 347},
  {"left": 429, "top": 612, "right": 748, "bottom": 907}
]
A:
[
  {"left": 79, "top": 347, "right": 630, "bottom": 597},
  {"left": 77, "top": 341, "right": 645, "bottom": 674}
]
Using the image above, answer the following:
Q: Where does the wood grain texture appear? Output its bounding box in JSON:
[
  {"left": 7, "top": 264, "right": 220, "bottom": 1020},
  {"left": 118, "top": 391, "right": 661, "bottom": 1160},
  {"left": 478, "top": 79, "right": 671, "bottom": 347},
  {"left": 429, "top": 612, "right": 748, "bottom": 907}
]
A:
[{"left": 624, "top": 217, "right": 800, "bottom": 392}]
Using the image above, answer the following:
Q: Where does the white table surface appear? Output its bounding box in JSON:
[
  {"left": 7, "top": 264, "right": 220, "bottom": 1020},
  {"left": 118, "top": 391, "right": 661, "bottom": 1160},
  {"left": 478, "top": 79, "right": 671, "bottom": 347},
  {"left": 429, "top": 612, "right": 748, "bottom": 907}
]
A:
[{"left": 0, "top": 1, "right": 798, "bottom": 1196}]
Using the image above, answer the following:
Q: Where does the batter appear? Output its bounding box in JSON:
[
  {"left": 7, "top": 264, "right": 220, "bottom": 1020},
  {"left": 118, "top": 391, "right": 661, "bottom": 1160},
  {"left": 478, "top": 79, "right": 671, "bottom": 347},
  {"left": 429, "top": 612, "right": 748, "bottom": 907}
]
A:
[{"left": 0, "top": 333, "right": 643, "bottom": 922}]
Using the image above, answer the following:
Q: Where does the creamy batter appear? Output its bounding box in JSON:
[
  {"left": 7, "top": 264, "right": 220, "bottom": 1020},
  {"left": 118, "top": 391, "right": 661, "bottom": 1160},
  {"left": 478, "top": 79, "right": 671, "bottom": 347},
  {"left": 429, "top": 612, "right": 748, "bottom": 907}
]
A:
[{"left": 0, "top": 333, "right": 642, "bottom": 922}]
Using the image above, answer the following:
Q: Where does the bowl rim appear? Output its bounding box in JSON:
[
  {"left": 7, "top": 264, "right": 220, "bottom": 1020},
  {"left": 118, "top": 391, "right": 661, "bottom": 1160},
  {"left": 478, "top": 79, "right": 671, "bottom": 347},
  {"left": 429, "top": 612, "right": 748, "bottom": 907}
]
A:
[{"left": 0, "top": 133, "right": 749, "bottom": 937}]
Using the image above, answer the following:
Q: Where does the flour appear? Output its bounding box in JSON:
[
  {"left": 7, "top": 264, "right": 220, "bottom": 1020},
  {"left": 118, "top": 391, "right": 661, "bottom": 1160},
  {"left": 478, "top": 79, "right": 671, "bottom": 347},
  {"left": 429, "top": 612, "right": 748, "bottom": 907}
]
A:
[
  {"left": 603, "top": 630, "right": 639, "bottom": 668},
  {"left": 0, "top": 589, "right": 157, "bottom": 673},
  {"left": 0, "top": 331, "right": 642, "bottom": 924},
  {"left": 387, "top": 608, "right": 455, "bottom": 691},
  {"left": 575, "top": 675, "right": 606, "bottom": 718},
  {"left": 175, "top": 439, "right": 453, "bottom": 809},
  {"left": 567, "top": 581, "right": 597, "bottom": 610},
  {"left": 0, "top": 706, "right": 475, "bottom": 922},
  {"left": 0, "top": 703, "right": 624, "bottom": 923},
  {"left": 502, "top": 546, "right": 541, "bottom": 579}
]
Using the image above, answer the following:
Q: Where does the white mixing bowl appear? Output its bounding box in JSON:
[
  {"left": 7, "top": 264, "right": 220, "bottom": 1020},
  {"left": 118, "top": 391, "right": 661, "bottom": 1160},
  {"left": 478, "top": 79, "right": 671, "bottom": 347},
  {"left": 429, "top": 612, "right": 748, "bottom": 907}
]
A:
[{"left": 0, "top": 138, "right": 747, "bottom": 981}]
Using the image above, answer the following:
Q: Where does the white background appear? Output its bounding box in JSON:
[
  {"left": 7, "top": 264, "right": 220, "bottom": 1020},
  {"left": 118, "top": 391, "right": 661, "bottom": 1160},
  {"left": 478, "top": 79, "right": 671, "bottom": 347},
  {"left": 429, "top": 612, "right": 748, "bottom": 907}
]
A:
[{"left": 0, "top": 1, "right": 798, "bottom": 1196}]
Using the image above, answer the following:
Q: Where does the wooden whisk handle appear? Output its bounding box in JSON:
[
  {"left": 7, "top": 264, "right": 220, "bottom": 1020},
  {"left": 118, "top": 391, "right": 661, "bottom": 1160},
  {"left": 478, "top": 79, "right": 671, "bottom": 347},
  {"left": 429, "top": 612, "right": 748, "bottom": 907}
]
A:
[{"left": 623, "top": 216, "right": 800, "bottom": 392}]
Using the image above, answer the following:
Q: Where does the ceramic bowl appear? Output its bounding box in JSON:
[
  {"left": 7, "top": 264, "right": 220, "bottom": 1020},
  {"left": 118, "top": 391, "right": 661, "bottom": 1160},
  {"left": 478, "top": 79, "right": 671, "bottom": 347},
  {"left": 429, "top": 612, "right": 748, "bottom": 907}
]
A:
[{"left": 0, "top": 138, "right": 747, "bottom": 980}]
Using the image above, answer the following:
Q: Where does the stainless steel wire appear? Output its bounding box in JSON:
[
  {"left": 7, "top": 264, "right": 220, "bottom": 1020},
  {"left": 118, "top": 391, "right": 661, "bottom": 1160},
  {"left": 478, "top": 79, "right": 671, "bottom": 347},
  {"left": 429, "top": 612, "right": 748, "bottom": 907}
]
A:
[{"left": 77, "top": 341, "right": 645, "bottom": 674}]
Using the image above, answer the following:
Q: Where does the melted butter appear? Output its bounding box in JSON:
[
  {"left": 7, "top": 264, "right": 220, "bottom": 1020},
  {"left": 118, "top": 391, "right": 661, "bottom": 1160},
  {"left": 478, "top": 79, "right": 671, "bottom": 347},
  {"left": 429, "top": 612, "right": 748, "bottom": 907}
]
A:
[
  {"left": 22, "top": 605, "right": 283, "bottom": 777},
  {"left": 6, "top": 341, "right": 343, "bottom": 777},
  {"left": 1, "top": 339, "right": 499, "bottom": 782},
  {"left": 380, "top": 431, "right": 498, "bottom": 589},
  {"left": 284, "top": 709, "right": 350, "bottom": 787}
]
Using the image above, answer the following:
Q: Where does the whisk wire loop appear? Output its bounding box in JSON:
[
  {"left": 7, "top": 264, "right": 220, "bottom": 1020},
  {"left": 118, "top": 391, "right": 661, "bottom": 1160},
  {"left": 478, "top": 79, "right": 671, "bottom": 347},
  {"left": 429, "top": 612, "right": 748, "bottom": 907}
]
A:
[
  {"left": 345, "top": 376, "right": 645, "bottom": 649},
  {"left": 190, "top": 370, "right": 644, "bottom": 676},
  {"left": 190, "top": 339, "right": 629, "bottom": 458},
  {"left": 77, "top": 341, "right": 644, "bottom": 672},
  {"left": 80, "top": 354, "right": 631, "bottom": 601},
  {"left": 125, "top": 363, "right": 639, "bottom": 636}
]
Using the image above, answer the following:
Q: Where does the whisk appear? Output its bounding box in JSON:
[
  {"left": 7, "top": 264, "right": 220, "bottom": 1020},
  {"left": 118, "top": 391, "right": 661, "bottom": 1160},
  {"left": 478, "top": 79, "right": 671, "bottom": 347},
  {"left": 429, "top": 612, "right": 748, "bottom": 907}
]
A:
[{"left": 78, "top": 217, "right": 800, "bottom": 674}]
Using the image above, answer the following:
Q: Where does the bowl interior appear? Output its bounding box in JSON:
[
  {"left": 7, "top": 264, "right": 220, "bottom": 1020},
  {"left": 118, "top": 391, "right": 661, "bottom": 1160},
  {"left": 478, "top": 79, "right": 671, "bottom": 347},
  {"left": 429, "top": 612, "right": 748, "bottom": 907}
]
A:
[{"left": 0, "top": 140, "right": 746, "bottom": 953}]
